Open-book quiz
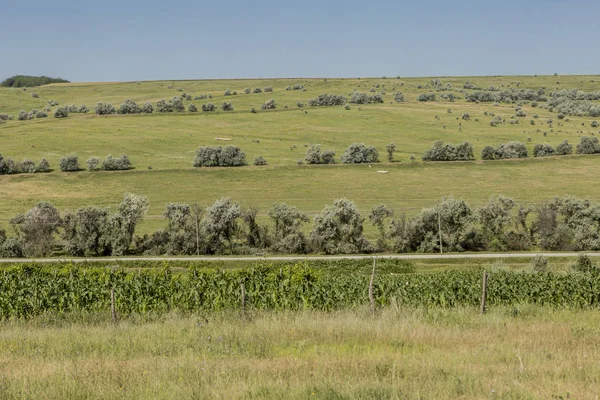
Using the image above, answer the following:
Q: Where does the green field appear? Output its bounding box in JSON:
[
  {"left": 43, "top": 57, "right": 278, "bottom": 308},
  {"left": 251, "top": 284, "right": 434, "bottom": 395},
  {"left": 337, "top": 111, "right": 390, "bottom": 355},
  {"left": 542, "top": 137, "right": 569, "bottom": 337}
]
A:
[
  {"left": 1, "top": 307, "right": 599, "bottom": 399},
  {"left": 1, "top": 75, "right": 600, "bottom": 234}
]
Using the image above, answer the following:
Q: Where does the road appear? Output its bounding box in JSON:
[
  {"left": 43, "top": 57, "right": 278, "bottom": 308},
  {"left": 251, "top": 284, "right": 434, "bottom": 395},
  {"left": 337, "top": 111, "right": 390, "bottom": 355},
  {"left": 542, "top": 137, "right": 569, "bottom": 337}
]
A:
[{"left": 0, "top": 252, "right": 598, "bottom": 263}]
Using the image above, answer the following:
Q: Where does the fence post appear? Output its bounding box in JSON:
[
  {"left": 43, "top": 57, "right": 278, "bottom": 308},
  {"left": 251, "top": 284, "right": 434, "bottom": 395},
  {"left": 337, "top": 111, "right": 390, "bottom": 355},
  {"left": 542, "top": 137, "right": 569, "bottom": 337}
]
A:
[
  {"left": 480, "top": 271, "right": 488, "bottom": 315},
  {"left": 369, "top": 257, "right": 376, "bottom": 316},
  {"left": 240, "top": 282, "right": 246, "bottom": 313},
  {"left": 110, "top": 287, "right": 117, "bottom": 323}
]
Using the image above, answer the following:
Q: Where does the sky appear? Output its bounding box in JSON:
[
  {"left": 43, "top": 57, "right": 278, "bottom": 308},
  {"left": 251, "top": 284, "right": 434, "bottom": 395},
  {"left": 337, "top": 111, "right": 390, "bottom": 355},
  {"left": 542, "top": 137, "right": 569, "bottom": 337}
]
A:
[{"left": 1, "top": 0, "right": 599, "bottom": 82}]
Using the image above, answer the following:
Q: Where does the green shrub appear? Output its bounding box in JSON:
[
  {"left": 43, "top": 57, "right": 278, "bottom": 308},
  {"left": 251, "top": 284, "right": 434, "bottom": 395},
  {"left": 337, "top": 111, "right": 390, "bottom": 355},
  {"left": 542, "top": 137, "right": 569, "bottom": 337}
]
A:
[
  {"left": 193, "top": 146, "right": 247, "bottom": 167},
  {"left": 59, "top": 155, "right": 79, "bottom": 172}
]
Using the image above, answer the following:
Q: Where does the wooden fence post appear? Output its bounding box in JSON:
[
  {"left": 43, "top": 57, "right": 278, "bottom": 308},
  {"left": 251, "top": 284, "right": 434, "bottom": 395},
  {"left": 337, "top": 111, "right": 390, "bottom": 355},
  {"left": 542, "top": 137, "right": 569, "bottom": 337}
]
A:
[
  {"left": 480, "top": 271, "right": 488, "bottom": 315},
  {"left": 369, "top": 257, "right": 376, "bottom": 316},
  {"left": 110, "top": 287, "right": 117, "bottom": 323},
  {"left": 240, "top": 282, "right": 246, "bottom": 313}
]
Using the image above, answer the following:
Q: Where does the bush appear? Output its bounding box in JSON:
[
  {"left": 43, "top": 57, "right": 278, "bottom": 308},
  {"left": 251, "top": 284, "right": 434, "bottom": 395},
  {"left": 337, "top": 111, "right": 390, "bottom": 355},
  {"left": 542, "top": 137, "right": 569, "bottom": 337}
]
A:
[
  {"left": 18, "top": 110, "right": 28, "bottom": 121},
  {"left": 516, "top": 110, "right": 527, "bottom": 117},
  {"left": 59, "top": 155, "right": 79, "bottom": 172},
  {"left": 253, "top": 88, "right": 262, "bottom": 94},
  {"left": 341, "top": 143, "right": 379, "bottom": 164},
  {"left": 533, "top": 143, "right": 555, "bottom": 157},
  {"left": 224, "top": 89, "right": 232, "bottom": 96},
  {"left": 422, "top": 141, "right": 475, "bottom": 161},
  {"left": 417, "top": 93, "right": 436, "bottom": 101},
  {"left": 576, "top": 136, "right": 600, "bottom": 154},
  {"left": 20, "top": 159, "right": 37, "bottom": 173},
  {"left": 118, "top": 99, "right": 141, "bottom": 114},
  {"left": 202, "top": 103, "right": 216, "bottom": 112},
  {"left": 0, "top": 114, "right": 11, "bottom": 121},
  {"left": 86, "top": 157, "right": 100, "bottom": 171},
  {"left": 76, "top": 104, "right": 89, "bottom": 113},
  {"left": 481, "top": 146, "right": 496, "bottom": 160},
  {"left": 156, "top": 97, "right": 184, "bottom": 113},
  {"left": 531, "top": 254, "right": 549, "bottom": 273},
  {"left": 305, "top": 145, "right": 336, "bottom": 164},
  {"left": 35, "top": 111, "right": 47, "bottom": 118},
  {"left": 188, "top": 104, "right": 198, "bottom": 112},
  {"left": 571, "top": 253, "right": 598, "bottom": 274},
  {"left": 193, "top": 146, "right": 247, "bottom": 167},
  {"left": 37, "top": 158, "right": 50, "bottom": 173},
  {"left": 490, "top": 116, "right": 504, "bottom": 126},
  {"left": 292, "top": 84, "right": 304, "bottom": 90},
  {"left": 47, "top": 100, "right": 59, "bottom": 107},
  {"left": 555, "top": 140, "right": 573, "bottom": 155},
  {"left": 394, "top": 92, "right": 405, "bottom": 102},
  {"left": 261, "top": 99, "right": 276, "bottom": 110},
  {"left": 244, "top": 88, "right": 251, "bottom": 94},
  {"left": 264, "top": 86, "right": 273, "bottom": 92},
  {"left": 592, "top": 120, "right": 599, "bottom": 128},
  {"left": 31, "top": 92, "right": 39, "bottom": 98},
  {"left": 102, "top": 154, "right": 131, "bottom": 171},
  {"left": 95, "top": 102, "right": 116, "bottom": 115},
  {"left": 308, "top": 94, "right": 347, "bottom": 107},
  {"left": 221, "top": 102, "right": 234, "bottom": 112},
  {"left": 53, "top": 106, "right": 69, "bottom": 118},
  {"left": 254, "top": 156, "right": 267, "bottom": 166},
  {"left": 141, "top": 102, "right": 154, "bottom": 113},
  {"left": 462, "top": 113, "right": 470, "bottom": 121},
  {"left": 349, "top": 92, "right": 384, "bottom": 104},
  {"left": 493, "top": 142, "right": 528, "bottom": 159}
]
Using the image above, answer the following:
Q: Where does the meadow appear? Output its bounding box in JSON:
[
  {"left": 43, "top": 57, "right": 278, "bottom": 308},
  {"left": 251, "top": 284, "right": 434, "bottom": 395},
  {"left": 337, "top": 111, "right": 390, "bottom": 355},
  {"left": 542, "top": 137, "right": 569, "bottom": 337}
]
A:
[
  {"left": 1, "top": 307, "right": 598, "bottom": 399},
  {"left": 1, "top": 75, "right": 600, "bottom": 234}
]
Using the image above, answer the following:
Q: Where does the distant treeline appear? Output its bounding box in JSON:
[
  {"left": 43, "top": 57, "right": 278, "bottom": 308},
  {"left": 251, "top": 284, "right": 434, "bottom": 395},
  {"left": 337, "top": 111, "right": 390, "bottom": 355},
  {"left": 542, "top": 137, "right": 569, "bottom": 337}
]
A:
[{"left": 1, "top": 75, "right": 69, "bottom": 88}]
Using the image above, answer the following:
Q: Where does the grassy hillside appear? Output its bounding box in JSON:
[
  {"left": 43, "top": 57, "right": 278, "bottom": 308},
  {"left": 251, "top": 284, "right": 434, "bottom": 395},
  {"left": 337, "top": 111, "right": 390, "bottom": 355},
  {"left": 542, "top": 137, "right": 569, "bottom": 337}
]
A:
[{"left": 1, "top": 75, "right": 600, "bottom": 233}]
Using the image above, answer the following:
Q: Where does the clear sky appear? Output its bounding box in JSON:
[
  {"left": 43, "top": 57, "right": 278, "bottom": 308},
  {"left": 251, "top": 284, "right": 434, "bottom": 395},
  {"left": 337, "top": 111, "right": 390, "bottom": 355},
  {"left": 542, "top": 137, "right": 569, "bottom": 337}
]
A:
[{"left": 2, "top": 0, "right": 599, "bottom": 82}]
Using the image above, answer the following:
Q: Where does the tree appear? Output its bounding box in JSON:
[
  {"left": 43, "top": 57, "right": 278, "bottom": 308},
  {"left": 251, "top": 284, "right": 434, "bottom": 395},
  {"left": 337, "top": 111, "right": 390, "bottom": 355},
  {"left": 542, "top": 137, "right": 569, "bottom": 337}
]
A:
[
  {"left": 556, "top": 140, "right": 573, "bottom": 155},
  {"left": 10, "top": 202, "right": 61, "bottom": 257},
  {"left": 243, "top": 207, "right": 269, "bottom": 249},
  {"left": 477, "top": 195, "right": 516, "bottom": 250},
  {"left": 193, "top": 146, "right": 247, "bottom": 167},
  {"left": 386, "top": 143, "right": 396, "bottom": 162},
  {"left": 62, "top": 206, "right": 111, "bottom": 256},
  {"left": 269, "top": 203, "right": 309, "bottom": 253},
  {"left": 261, "top": 99, "right": 276, "bottom": 110},
  {"left": 310, "top": 198, "right": 372, "bottom": 254},
  {"left": 341, "top": 143, "right": 379, "bottom": 164},
  {"left": 59, "top": 155, "right": 79, "bottom": 172},
  {"left": 305, "top": 145, "right": 336, "bottom": 164},
  {"left": 369, "top": 204, "right": 394, "bottom": 250},
  {"left": 576, "top": 136, "right": 600, "bottom": 154},
  {"left": 118, "top": 99, "right": 141, "bottom": 114},
  {"left": 109, "top": 193, "right": 149, "bottom": 255},
  {"left": 202, "top": 198, "right": 241, "bottom": 254},
  {"left": 95, "top": 102, "right": 116, "bottom": 115}
]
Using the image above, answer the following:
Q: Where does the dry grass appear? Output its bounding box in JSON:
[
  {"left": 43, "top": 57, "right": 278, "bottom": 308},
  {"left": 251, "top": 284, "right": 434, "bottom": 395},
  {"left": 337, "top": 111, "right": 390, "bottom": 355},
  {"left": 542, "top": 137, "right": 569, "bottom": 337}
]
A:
[{"left": 0, "top": 307, "right": 599, "bottom": 399}]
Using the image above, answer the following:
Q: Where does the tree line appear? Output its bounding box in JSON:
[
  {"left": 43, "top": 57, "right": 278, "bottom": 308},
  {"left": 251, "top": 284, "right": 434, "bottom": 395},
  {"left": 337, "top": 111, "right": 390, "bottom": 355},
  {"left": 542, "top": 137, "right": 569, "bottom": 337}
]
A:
[
  {"left": 2, "top": 194, "right": 600, "bottom": 258},
  {"left": 1, "top": 75, "right": 69, "bottom": 87}
]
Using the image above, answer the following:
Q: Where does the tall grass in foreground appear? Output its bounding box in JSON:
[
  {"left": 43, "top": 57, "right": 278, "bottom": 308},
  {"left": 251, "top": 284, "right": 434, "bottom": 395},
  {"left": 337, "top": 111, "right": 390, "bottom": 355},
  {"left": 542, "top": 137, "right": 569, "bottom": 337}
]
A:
[{"left": 0, "top": 307, "right": 598, "bottom": 399}]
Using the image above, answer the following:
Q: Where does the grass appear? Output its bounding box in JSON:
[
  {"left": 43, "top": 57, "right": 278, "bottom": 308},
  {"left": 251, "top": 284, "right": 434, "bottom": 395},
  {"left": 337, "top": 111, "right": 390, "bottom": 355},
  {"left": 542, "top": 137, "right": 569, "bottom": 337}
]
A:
[
  {"left": 1, "top": 75, "right": 600, "bottom": 234},
  {"left": 1, "top": 307, "right": 599, "bottom": 399}
]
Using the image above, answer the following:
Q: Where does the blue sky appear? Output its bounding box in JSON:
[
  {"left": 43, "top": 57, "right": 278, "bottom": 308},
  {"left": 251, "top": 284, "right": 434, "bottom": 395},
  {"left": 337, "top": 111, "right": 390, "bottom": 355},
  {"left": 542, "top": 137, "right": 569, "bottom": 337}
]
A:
[{"left": 2, "top": 0, "right": 599, "bottom": 82}]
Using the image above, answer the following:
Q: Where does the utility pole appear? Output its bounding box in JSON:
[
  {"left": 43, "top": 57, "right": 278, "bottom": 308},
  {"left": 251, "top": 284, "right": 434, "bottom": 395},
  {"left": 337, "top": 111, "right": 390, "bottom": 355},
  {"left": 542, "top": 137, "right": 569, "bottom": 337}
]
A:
[{"left": 438, "top": 210, "right": 443, "bottom": 254}]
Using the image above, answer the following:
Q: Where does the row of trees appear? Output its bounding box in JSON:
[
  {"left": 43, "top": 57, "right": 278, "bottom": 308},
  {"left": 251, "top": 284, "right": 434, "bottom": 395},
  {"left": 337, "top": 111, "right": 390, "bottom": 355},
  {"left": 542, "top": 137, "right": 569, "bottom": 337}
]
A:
[
  {"left": 59, "top": 154, "right": 131, "bottom": 172},
  {"left": 422, "top": 136, "right": 599, "bottom": 162},
  {"left": 0, "top": 154, "right": 49, "bottom": 174},
  {"left": 4, "top": 194, "right": 600, "bottom": 257}
]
